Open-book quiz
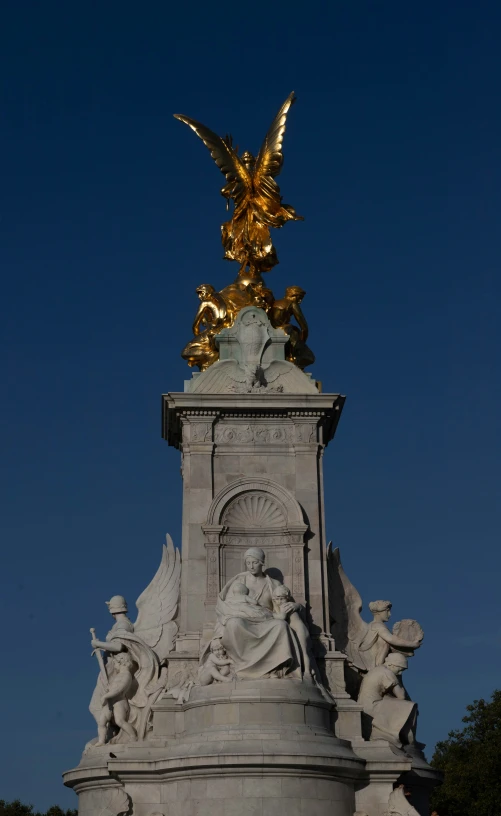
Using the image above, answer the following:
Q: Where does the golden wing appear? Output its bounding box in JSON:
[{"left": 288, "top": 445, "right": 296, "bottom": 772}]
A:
[
  {"left": 174, "top": 113, "right": 252, "bottom": 206},
  {"left": 254, "top": 91, "right": 296, "bottom": 196}
]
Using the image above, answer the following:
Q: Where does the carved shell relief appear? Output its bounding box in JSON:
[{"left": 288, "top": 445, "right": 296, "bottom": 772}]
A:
[{"left": 222, "top": 492, "right": 286, "bottom": 529}]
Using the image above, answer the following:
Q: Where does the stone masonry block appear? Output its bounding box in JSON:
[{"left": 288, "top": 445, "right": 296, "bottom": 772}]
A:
[
  {"left": 206, "top": 777, "right": 243, "bottom": 798},
  {"left": 263, "top": 798, "right": 301, "bottom": 816},
  {"left": 160, "top": 781, "right": 178, "bottom": 801},
  {"left": 242, "top": 777, "right": 282, "bottom": 798},
  {"left": 223, "top": 798, "right": 261, "bottom": 816},
  {"left": 212, "top": 702, "right": 239, "bottom": 726},
  {"left": 239, "top": 702, "right": 281, "bottom": 724}
]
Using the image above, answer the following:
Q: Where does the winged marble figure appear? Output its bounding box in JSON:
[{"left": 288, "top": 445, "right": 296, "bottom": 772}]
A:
[
  {"left": 87, "top": 535, "right": 181, "bottom": 748},
  {"left": 384, "top": 785, "right": 420, "bottom": 816},
  {"left": 174, "top": 92, "right": 303, "bottom": 282},
  {"left": 327, "top": 545, "right": 423, "bottom": 676}
]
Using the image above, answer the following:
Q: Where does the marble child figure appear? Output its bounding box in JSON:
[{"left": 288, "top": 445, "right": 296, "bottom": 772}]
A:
[
  {"left": 272, "top": 584, "right": 317, "bottom": 679},
  {"left": 95, "top": 652, "right": 137, "bottom": 746},
  {"left": 198, "top": 639, "right": 234, "bottom": 685}
]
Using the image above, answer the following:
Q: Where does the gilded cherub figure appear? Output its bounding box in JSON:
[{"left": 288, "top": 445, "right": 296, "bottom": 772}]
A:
[
  {"left": 271, "top": 286, "right": 315, "bottom": 370},
  {"left": 174, "top": 93, "right": 303, "bottom": 283},
  {"left": 181, "top": 284, "right": 229, "bottom": 370}
]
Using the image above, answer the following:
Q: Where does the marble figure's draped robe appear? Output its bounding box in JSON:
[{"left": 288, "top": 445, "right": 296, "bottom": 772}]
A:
[
  {"left": 215, "top": 572, "right": 300, "bottom": 680},
  {"left": 358, "top": 665, "right": 416, "bottom": 747},
  {"left": 355, "top": 621, "right": 392, "bottom": 670},
  {"left": 89, "top": 618, "right": 161, "bottom": 741}
]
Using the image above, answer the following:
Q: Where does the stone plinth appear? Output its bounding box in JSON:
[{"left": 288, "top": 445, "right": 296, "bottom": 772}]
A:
[{"left": 65, "top": 680, "right": 365, "bottom": 816}]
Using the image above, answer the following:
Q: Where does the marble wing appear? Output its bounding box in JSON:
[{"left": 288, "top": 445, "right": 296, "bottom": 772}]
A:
[
  {"left": 384, "top": 785, "right": 420, "bottom": 816},
  {"left": 327, "top": 544, "right": 369, "bottom": 669},
  {"left": 134, "top": 535, "right": 181, "bottom": 660}
]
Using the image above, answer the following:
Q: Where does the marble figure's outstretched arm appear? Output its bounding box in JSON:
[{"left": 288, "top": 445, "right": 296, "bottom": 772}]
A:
[
  {"left": 91, "top": 638, "right": 123, "bottom": 654},
  {"left": 376, "top": 626, "right": 422, "bottom": 651}
]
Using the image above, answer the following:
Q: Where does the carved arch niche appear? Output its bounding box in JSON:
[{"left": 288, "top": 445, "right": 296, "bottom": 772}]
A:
[{"left": 202, "top": 477, "right": 308, "bottom": 607}]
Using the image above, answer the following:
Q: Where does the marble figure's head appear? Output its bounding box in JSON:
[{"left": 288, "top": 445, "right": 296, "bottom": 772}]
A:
[
  {"left": 106, "top": 595, "right": 128, "bottom": 615},
  {"left": 384, "top": 653, "right": 408, "bottom": 675},
  {"left": 369, "top": 600, "right": 392, "bottom": 622},
  {"left": 210, "top": 639, "right": 225, "bottom": 655},
  {"left": 273, "top": 585, "right": 291, "bottom": 604},
  {"left": 114, "top": 651, "right": 134, "bottom": 670},
  {"left": 244, "top": 547, "right": 266, "bottom": 575}
]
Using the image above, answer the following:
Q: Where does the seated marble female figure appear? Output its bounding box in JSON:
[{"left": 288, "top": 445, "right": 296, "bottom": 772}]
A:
[{"left": 215, "top": 547, "right": 303, "bottom": 680}]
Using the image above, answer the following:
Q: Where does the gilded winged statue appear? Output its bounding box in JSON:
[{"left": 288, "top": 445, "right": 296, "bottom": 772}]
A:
[
  {"left": 174, "top": 92, "right": 303, "bottom": 283},
  {"left": 87, "top": 536, "right": 181, "bottom": 748}
]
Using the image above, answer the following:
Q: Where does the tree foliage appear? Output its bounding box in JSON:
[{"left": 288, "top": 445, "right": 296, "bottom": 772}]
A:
[
  {"left": 0, "top": 802, "right": 76, "bottom": 816},
  {"left": 431, "top": 689, "right": 501, "bottom": 816}
]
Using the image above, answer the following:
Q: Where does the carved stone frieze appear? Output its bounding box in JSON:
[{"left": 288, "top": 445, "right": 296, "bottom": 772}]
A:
[
  {"left": 166, "top": 658, "right": 198, "bottom": 691},
  {"left": 206, "top": 546, "right": 220, "bottom": 603},
  {"left": 295, "top": 422, "right": 317, "bottom": 443},
  {"left": 215, "top": 423, "right": 294, "bottom": 444},
  {"left": 223, "top": 535, "right": 287, "bottom": 547},
  {"left": 191, "top": 421, "right": 213, "bottom": 442},
  {"left": 291, "top": 545, "right": 305, "bottom": 600}
]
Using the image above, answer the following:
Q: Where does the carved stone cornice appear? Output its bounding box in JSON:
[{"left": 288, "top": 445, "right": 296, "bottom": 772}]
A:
[{"left": 163, "top": 393, "right": 345, "bottom": 450}]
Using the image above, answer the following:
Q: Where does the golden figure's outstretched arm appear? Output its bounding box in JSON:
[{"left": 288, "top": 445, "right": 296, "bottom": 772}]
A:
[
  {"left": 291, "top": 301, "right": 309, "bottom": 342},
  {"left": 173, "top": 113, "right": 252, "bottom": 207},
  {"left": 254, "top": 92, "right": 297, "bottom": 192}
]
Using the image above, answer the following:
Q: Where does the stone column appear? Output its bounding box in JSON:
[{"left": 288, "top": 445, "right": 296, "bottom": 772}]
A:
[{"left": 163, "top": 392, "right": 345, "bottom": 653}]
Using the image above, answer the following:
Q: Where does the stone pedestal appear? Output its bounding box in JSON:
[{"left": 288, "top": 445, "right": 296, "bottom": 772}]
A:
[
  {"left": 64, "top": 308, "right": 440, "bottom": 816},
  {"left": 65, "top": 680, "right": 364, "bottom": 816}
]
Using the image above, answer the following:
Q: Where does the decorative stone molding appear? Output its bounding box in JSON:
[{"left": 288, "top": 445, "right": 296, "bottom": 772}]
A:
[
  {"left": 190, "top": 422, "right": 213, "bottom": 442},
  {"left": 222, "top": 493, "right": 286, "bottom": 528},
  {"left": 202, "top": 478, "right": 308, "bottom": 605},
  {"left": 181, "top": 414, "right": 218, "bottom": 446},
  {"left": 162, "top": 393, "right": 346, "bottom": 451},
  {"left": 206, "top": 477, "right": 306, "bottom": 528},
  {"left": 215, "top": 423, "right": 294, "bottom": 444},
  {"left": 295, "top": 421, "right": 317, "bottom": 443},
  {"left": 224, "top": 535, "right": 287, "bottom": 547},
  {"left": 83, "top": 788, "right": 131, "bottom": 816}
]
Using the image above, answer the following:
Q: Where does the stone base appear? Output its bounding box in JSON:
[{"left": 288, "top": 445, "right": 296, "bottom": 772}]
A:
[
  {"left": 64, "top": 679, "right": 364, "bottom": 816},
  {"left": 64, "top": 679, "right": 440, "bottom": 816}
]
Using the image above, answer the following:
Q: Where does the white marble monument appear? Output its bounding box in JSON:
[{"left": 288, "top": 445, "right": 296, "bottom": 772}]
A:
[{"left": 63, "top": 304, "right": 441, "bottom": 816}]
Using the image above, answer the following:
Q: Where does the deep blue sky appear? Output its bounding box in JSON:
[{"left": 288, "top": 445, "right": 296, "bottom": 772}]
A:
[{"left": 1, "top": 1, "right": 500, "bottom": 809}]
